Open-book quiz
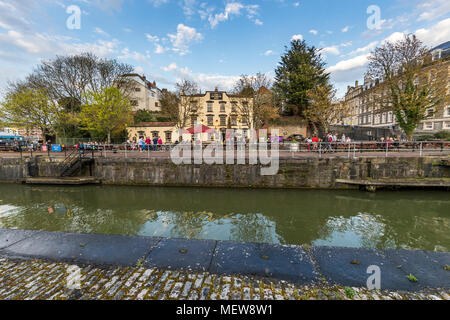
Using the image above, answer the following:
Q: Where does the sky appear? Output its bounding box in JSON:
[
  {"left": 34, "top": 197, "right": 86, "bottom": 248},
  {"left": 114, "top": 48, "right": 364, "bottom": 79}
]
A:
[{"left": 0, "top": 0, "right": 449, "bottom": 99}]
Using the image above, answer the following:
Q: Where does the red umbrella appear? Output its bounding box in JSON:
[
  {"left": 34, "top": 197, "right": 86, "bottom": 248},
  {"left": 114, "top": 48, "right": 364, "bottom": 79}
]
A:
[{"left": 182, "top": 124, "right": 215, "bottom": 134}]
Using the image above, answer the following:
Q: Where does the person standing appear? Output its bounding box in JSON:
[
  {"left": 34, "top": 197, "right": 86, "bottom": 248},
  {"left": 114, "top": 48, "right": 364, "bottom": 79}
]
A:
[{"left": 153, "top": 136, "right": 158, "bottom": 151}]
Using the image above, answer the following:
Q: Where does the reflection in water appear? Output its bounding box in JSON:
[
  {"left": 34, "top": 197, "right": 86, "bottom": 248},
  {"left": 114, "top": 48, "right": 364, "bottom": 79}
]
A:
[{"left": 0, "top": 184, "right": 448, "bottom": 251}]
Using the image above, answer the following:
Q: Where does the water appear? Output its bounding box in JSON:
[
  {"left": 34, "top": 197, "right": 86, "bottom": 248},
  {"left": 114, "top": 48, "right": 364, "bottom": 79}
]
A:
[{"left": 0, "top": 184, "right": 448, "bottom": 252}]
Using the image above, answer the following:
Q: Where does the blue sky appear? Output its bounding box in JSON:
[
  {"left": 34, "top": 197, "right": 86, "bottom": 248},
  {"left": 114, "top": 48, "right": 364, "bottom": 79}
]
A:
[{"left": 0, "top": 0, "right": 449, "bottom": 98}]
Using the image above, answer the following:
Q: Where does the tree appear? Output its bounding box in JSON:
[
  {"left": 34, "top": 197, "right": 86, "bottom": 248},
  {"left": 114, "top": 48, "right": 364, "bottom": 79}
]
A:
[
  {"left": 232, "top": 73, "right": 280, "bottom": 129},
  {"left": 0, "top": 87, "right": 59, "bottom": 139},
  {"left": 78, "top": 87, "right": 133, "bottom": 143},
  {"left": 24, "top": 53, "right": 134, "bottom": 102},
  {"left": 273, "top": 39, "right": 330, "bottom": 116},
  {"left": 4, "top": 53, "right": 135, "bottom": 139},
  {"left": 176, "top": 79, "right": 201, "bottom": 128},
  {"left": 305, "top": 85, "right": 348, "bottom": 135},
  {"left": 159, "top": 89, "right": 180, "bottom": 123},
  {"left": 367, "top": 34, "right": 446, "bottom": 140}
]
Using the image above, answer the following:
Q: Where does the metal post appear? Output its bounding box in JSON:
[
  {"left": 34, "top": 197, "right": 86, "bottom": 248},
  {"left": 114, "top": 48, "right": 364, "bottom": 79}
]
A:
[
  {"left": 419, "top": 142, "right": 423, "bottom": 157},
  {"left": 319, "top": 142, "right": 322, "bottom": 158},
  {"left": 348, "top": 142, "right": 351, "bottom": 159},
  {"left": 385, "top": 142, "right": 389, "bottom": 158}
]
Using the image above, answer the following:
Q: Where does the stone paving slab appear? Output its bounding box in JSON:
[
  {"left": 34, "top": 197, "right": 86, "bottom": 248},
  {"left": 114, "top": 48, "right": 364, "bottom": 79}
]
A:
[
  {"left": 1, "top": 229, "right": 449, "bottom": 292},
  {"left": 1, "top": 231, "right": 161, "bottom": 267},
  {"left": 144, "top": 238, "right": 216, "bottom": 272},
  {"left": 384, "top": 249, "right": 450, "bottom": 289},
  {"left": 210, "top": 241, "right": 319, "bottom": 284},
  {"left": 310, "top": 246, "right": 421, "bottom": 291},
  {"left": 0, "top": 229, "right": 42, "bottom": 250},
  {"left": 0, "top": 257, "right": 448, "bottom": 300}
]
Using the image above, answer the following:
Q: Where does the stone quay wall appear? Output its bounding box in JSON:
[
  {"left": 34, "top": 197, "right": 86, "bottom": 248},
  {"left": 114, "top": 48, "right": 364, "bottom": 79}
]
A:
[{"left": 0, "top": 156, "right": 448, "bottom": 188}]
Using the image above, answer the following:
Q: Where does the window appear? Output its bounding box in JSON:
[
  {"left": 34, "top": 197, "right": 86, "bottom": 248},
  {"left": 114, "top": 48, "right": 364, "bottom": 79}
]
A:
[
  {"left": 165, "top": 131, "right": 172, "bottom": 143},
  {"left": 424, "top": 122, "right": 434, "bottom": 130},
  {"left": 445, "top": 106, "right": 450, "bottom": 117},
  {"left": 231, "top": 116, "right": 237, "bottom": 126},
  {"left": 207, "top": 115, "right": 214, "bottom": 127},
  {"left": 220, "top": 115, "right": 227, "bottom": 126},
  {"left": 388, "top": 112, "right": 393, "bottom": 123},
  {"left": 134, "top": 87, "right": 141, "bottom": 92},
  {"left": 207, "top": 102, "right": 213, "bottom": 113},
  {"left": 190, "top": 116, "right": 198, "bottom": 125},
  {"left": 130, "top": 100, "right": 138, "bottom": 106},
  {"left": 152, "top": 131, "right": 159, "bottom": 138},
  {"left": 231, "top": 103, "right": 237, "bottom": 113},
  {"left": 219, "top": 103, "right": 226, "bottom": 113},
  {"left": 426, "top": 108, "right": 435, "bottom": 117},
  {"left": 444, "top": 122, "right": 450, "bottom": 129}
]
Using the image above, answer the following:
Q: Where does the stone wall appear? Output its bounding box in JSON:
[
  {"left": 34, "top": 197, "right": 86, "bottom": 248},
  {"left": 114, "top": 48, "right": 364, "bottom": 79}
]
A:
[
  {"left": 1, "top": 156, "right": 449, "bottom": 188},
  {"left": 93, "top": 156, "right": 450, "bottom": 189}
]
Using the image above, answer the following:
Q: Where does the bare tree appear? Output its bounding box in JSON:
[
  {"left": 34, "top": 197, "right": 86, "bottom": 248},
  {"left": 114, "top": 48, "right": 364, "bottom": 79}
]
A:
[
  {"left": 177, "top": 79, "right": 201, "bottom": 129},
  {"left": 232, "top": 73, "right": 280, "bottom": 129},
  {"left": 305, "top": 85, "right": 348, "bottom": 135},
  {"left": 23, "top": 53, "right": 134, "bottom": 102},
  {"left": 367, "top": 34, "right": 446, "bottom": 139}
]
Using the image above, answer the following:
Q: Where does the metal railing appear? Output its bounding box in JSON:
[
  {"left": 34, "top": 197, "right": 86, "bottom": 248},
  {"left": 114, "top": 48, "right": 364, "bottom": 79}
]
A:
[{"left": 1, "top": 141, "right": 449, "bottom": 160}]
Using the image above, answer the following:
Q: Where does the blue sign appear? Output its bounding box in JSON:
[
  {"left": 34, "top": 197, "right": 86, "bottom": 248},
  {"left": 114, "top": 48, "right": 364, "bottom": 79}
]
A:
[{"left": 51, "top": 144, "right": 62, "bottom": 152}]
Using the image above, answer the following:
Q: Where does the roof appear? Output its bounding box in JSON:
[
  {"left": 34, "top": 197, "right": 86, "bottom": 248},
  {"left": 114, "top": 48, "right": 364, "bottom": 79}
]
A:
[
  {"left": 131, "top": 122, "right": 176, "bottom": 128},
  {"left": 120, "top": 73, "right": 158, "bottom": 90},
  {"left": 432, "top": 41, "right": 450, "bottom": 51}
]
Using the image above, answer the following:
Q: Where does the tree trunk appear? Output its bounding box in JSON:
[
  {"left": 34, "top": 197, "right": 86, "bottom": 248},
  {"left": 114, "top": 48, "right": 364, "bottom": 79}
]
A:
[{"left": 107, "top": 131, "right": 111, "bottom": 144}]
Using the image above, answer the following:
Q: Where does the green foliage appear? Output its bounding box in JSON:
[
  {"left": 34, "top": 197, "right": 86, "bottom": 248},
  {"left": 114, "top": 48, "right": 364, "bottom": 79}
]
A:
[
  {"left": 273, "top": 39, "right": 330, "bottom": 116},
  {"left": 390, "top": 76, "right": 441, "bottom": 139},
  {"left": 416, "top": 130, "right": 450, "bottom": 141},
  {"left": 0, "top": 87, "right": 59, "bottom": 136},
  {"left": 344, "top": 287, "right": 356, "bottom": 299},
  {"left": 79, "top": 87, "right": 133, "bottom": 143},
  {"left": 134, "top": 110, "right": 171, "bottom": 124},
  {"left": 433, "top": 130, "right": 450, "bottom": 141},
  {"left": 406, "top": 274, "right": 418, "bottom": 282}
]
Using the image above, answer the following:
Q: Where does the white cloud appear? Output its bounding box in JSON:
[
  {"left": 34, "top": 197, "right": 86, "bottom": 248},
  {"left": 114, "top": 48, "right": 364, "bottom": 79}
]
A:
[
  {"left": 161, "top": 62, "right": 178, "bottom": 72},
  {"left": 415, "top": 18, "right": 450, "bottom": 47},
  {"left": 147, "top": 0, "right": 170, "bottom": 7},
  {"left": 154, "top": 43, "right": 167, "bottom": 54},
  {"left": 145, "top": 34, "right": 160, "bottom": 42},
  {"left": 208, "top": 2, "right": 261, "bottom": 28},
  {"left": 341, "top": 26, "right": 350, "bottom": 33},
  {"left": 348, "top": 41, "right": 378, "bottom": 55},
  {"left": 167, "top": 24, "right": 203, "bottom": 55},
  {"left": 263, "top": 50, "right": 275, "bottom": 56},
  {"left": 118, "top": 48, "right": 151, "bottom": 65},
  {"left": 417, "top": 0, "right": 450, "bottom": 21},
  {"left": 291, "top": 34, "right": 303, "bottom": 41},
  {"left": 321, "top": 46, "right": 340, "bottom": 56},
  {"left": 94, "top": 27, "right": 109, "bottom": 37},
  {"left": 309, "top": 29, "right": 318, "bottom": 36}
]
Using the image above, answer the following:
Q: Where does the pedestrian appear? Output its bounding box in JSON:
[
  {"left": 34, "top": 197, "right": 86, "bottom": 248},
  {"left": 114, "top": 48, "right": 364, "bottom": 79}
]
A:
[{"left": 153, "top": 136, "right": 158, "bottom": 151}]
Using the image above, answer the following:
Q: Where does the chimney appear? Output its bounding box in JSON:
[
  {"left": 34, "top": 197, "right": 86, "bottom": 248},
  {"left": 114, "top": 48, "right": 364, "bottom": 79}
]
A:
[{"left": 355, "top": 80, "right": 359, "bottom": 87}]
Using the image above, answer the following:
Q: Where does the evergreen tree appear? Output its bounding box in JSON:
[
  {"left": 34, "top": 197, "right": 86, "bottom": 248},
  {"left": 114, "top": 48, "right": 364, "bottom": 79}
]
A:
[{"left": 273, "top": 40, "right": 330, "bottom": 116}]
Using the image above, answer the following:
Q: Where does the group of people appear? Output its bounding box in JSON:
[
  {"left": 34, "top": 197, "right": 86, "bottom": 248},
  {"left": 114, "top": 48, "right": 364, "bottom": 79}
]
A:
[
  {"left": 303, "top": 133, "right": 352, "bottom": 152},
  {"left": 133, "top": 136, "right": 164, "bottom": 151}
]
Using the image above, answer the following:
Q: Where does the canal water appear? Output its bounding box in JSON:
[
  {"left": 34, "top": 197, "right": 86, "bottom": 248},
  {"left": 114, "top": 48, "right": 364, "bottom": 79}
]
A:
[{"left": 0, "top": 184, "right": 448, "bottom": 251}]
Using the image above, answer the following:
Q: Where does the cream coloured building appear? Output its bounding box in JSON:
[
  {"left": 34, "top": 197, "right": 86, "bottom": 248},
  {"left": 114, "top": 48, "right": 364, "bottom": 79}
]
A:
[
  {"left": 337, "top": 42, "right": 450, "bottom": 136},
  {"left": 119, "top": 73, "right": 162, "bottom": 112},
  {"left": 126, "top": 88, "right": 255, "bottom": 143}
]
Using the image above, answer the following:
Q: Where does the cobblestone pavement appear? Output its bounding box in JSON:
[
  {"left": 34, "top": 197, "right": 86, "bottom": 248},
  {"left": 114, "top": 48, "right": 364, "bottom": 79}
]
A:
[{"left": 0, "top": 257, "right": 449, "bottom": 300}]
